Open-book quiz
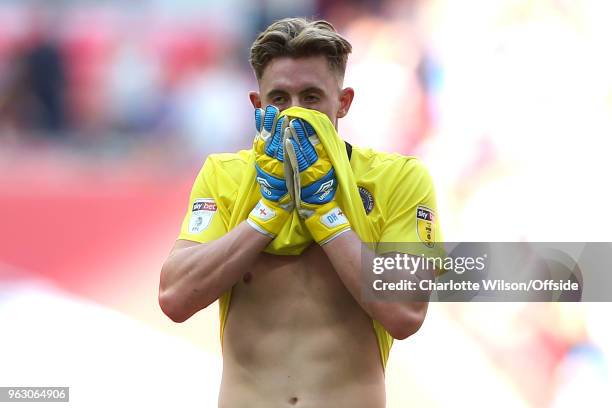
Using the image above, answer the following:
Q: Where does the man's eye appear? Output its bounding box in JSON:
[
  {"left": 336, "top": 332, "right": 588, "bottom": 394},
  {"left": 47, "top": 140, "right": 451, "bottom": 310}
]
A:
[
  {"left": 304, "top": 95, "right": 319, "bottom": 103},
  {"left": 272, "top": 96, "right": 286, "bottom": 104}
]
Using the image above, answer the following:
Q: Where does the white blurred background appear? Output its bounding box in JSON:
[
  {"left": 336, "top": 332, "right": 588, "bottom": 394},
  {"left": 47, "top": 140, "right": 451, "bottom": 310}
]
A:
[{"left": 1, "top": 0, "right": 611, "bottom": 406}]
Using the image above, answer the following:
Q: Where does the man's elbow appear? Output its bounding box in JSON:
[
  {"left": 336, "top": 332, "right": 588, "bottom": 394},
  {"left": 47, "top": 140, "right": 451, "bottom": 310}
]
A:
[
  {"left": 385, "top": 305, "right": 427, "bottom": 340},
  {"left": 158, "top": 289, "right": 190, "bottom": 323}
]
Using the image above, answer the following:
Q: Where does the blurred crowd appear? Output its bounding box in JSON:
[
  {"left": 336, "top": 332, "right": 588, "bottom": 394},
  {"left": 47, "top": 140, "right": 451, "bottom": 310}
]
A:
[
  {"left": 0, "top": 0, "right": 430, "bottom": 161},
  {"left": 1, "top": 1, "right": 611, "bottom": 407},
  {"left": 0, "top": 0, "right": 255, "bottom": 157}
]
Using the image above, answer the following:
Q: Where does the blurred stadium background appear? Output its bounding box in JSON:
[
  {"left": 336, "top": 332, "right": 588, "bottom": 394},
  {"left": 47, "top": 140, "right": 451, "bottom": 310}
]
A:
[{"left": 1, "top": 0, "right": 611, "bottom": 406}]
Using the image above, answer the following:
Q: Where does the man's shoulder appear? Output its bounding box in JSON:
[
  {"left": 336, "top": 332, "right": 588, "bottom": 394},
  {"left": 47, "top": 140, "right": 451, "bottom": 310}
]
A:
[
  {"left": 350, "top": 145, "right": 428, "bottom": 180},
  {"left": 204, "top": 149, "right": 253, "bottom": 169},
  {"left": 199, "top": 149, "right": 252, "bottom": 177},
  {"left": 192, "top": 149, "right": 253, "bottom": 193}
]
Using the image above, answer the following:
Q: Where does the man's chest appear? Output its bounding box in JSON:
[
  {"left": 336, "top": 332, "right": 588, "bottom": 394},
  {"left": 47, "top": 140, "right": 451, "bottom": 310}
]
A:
[{"left": 229, "top": 244, "right": 365, "bottom": 327}]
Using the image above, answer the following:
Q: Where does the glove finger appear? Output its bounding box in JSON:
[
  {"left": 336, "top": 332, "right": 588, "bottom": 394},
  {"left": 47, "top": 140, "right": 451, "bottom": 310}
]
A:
[
  {"left": 265, "top": 116, "right": 286, "bottom": 160},
  {"left": 255, "top": 106, "right": 278, "bottom": 153},
  {"left": 290, "top": 119, "right": 318, "bottom": 168},
  {"left": 263, "top": 105, "right": 279, "bottom": 134},
  {"left": 288, "top": 137, "right": 308, "bottom": 172},
  {"left": 284, "top": 134, "right": 302, "bottom": 210},
  {"left": 292, "top": 163, "right": 302, "bottom": 211},
  {"left": 283, "top": 137, "right": 296, "bottom": 203},
  {"left": 284, "top": 127, "right": 299, "bottom": 170},
  {"left": 254, "top": 108, "right": 264, "bottom": 133}
]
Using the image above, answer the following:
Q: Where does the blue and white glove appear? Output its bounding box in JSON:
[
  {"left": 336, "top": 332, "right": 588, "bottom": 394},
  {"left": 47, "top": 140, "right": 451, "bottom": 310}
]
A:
[
  {"left": 283, "top": 117, "right": 351, "bottom": 245},
  {"left": 247, "top": 105, "right": 294, "bottom": 238}
]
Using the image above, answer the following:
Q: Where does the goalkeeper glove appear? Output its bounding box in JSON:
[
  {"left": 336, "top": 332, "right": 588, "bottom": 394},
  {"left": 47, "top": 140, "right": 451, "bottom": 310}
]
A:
[
  {"left": 247, "top": 105, "right": 294, "bottom": 237},
  {"left": 283, "top": 117, "right": 351, "bottom": 245}
]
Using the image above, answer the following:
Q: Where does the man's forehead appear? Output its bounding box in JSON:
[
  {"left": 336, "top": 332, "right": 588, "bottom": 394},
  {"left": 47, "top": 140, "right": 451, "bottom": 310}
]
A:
[{"left": 260, "top": 56, "right": 338, "bottom": 91}]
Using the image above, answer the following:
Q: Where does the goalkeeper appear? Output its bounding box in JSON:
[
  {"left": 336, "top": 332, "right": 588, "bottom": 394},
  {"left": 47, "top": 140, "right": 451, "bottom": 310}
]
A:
[{"left": 159, "top": 17, "right": 442, "bottom": 408}]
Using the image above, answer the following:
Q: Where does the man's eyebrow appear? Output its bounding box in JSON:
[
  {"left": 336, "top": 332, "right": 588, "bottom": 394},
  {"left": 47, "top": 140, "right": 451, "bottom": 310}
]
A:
[
  {"left": 299, "top": 87, "right": 325, "bottom": 95},
  {"left": 266, "top": 86, "right": 326, "bottom": 97},
  {"left": 265, "top": 89, "right": 288, "bottom": 99}
]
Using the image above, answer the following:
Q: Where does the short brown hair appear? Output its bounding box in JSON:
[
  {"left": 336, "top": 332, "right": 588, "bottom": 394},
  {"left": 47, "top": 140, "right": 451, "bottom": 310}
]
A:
[{"left": 249, "top": 17, "right": 352, "bottom": 81}]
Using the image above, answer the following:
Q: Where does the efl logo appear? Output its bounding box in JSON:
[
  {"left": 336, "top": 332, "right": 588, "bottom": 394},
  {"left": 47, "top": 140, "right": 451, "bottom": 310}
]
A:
[{"left": 189, "top": 198, "right": 217, "bottom": 234}]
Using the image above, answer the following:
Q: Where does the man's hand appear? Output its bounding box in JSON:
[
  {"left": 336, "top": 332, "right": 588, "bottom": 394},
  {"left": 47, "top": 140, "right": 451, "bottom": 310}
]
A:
[
  {"left": 283, "top": 117, "right": 351, "bottom": 245},
  {"left": 247, "top": 105, "right": 294, "bottom": 238}
]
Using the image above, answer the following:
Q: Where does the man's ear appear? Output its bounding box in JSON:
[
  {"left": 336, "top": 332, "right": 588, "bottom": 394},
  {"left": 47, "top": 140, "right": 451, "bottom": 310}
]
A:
[
  {"left": 337, "top": 87, "right": 354, "bottom": 119},
  {"left": 249, "top": 91, "right": 262, "bottom": 109}
]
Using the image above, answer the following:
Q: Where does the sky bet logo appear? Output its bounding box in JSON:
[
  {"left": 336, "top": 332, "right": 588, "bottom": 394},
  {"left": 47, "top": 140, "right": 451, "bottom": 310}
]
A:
[
  {"left": 416, "top": 207, "right": 434, "bottom": 222},
  {"left": 192, "top": 201, "right": 217, "bottom": 212},
  {"left": 189, "top": 198, "right": 217, "bottom": 233}
]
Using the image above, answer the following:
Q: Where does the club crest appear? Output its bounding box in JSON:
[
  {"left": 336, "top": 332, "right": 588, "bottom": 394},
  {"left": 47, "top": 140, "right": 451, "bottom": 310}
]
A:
[{"left": 358, "top": 186, "right": 375, "bottom": 215}]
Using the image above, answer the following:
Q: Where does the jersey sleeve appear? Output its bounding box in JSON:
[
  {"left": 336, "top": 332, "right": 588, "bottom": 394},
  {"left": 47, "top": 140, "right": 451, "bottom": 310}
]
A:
[
  {"left": 177, "top": 157, "right": 231, "bottom": 243},
  {"left": 378, "top": 159, "right": 444, "bottom": 258}
]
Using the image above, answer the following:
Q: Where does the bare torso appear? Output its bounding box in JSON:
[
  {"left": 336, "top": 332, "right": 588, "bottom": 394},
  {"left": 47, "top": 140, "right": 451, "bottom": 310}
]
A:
[{"left": 218, "top": 244, "right": 385, "bottom": 408}]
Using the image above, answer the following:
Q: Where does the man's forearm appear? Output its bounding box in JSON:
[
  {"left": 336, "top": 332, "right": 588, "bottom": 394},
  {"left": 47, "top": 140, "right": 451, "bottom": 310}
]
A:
[
  {"left": 159, "top": 221, "right": 272, "bottom": 322},
  {"left": 322, "top": 230, "right": 430, "bottom": 339}
]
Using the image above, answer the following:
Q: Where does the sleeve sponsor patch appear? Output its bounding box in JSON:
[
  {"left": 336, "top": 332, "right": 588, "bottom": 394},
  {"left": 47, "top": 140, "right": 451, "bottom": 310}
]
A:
[
  {"left": 189, "top": 198, "right": 217, "bottom": 233},
  {"left": 416, "top": 205, "right": 435, "bottom": 247}
]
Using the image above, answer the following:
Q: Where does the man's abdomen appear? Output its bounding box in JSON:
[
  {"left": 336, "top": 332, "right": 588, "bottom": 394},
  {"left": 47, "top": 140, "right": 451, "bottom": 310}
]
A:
[{"left": 218, "top": 245, "right": 385, "bottom": 408}]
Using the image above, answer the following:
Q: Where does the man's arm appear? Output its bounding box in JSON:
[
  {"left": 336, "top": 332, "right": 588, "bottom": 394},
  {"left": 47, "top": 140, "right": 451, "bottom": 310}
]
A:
[
  {"left": 160, "top": 105, "right": 296, "bottom": 323},
  {"left": 158, "top": 221, "right": 272, "bottom": 323},
  {"left": 280, "top": 115, "right": 431, "bottom": 339},
  {"left": 322, "top": 230, "right": 431, "bottom": 340}
]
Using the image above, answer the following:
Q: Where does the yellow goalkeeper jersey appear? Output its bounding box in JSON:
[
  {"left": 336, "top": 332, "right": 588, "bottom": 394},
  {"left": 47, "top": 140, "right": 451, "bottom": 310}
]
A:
[{"left": 177, "top": 141, "right": 442, "bottom": 369}]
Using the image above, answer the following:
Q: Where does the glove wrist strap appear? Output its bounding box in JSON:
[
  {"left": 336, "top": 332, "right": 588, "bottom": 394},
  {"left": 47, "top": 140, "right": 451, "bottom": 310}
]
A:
[
  {"left": 247, "top": 199, "right": 291, "bottom": 238},
  {"left": 304, "top": 203, "right": 351, "bottom": 244}
]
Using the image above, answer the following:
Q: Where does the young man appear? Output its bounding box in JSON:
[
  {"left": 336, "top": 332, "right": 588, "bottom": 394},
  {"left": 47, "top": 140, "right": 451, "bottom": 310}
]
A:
[{"left": 159, "top": 18, "right": 441, "bottom": 407}]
